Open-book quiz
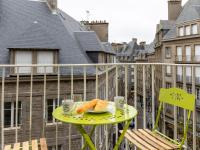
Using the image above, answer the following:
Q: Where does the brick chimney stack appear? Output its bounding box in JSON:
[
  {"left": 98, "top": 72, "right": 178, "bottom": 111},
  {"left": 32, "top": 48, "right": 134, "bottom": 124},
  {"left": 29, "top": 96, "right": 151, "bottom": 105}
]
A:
[
  {"left": 168, "top": 0, "right": 182, "bottom": 21},
  {"left": 46, "top": 0, "right": 57, "bottom": 14}
]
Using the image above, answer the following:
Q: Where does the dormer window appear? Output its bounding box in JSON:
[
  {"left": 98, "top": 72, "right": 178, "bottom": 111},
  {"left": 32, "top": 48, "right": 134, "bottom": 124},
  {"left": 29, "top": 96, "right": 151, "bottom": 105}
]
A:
[
  {"left": 192, "top": 24, "right": 198, "bottom": 35},
  {"left": 12, "top": 49, "right": 58, "bottom": 74},
  {"left": 185, "top": 26, "right": 191, "bottom": 35},
  {"left": 178, "top": 27, "right": 184, "bottom": 36}
]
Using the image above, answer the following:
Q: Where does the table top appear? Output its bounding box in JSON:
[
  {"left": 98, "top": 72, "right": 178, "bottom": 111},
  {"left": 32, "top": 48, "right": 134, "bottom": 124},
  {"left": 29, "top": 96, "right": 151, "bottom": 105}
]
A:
[{"left": 52, "top": 102, "right": 137, "bottom": 125}]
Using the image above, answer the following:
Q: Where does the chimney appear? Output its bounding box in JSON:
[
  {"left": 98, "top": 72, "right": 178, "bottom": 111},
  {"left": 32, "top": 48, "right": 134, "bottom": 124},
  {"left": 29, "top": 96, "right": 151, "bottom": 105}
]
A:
[
  {"left": 140, "top": 41, "right": 146, "bottom": 46},
  {"left": 132, "top": 38, "right": 137, "bottom": 44},
  {"left": 46, "top": 0, "right": 57, "bottom": 14},
  {"left": 168, "top": 0, "right": 182, "bottom": 21}
]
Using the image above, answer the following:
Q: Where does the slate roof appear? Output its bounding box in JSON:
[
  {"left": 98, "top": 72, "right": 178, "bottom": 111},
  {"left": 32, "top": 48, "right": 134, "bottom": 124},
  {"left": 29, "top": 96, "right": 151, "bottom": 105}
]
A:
[
  {"left": 163, "top": 0, "right": 200, "bottom": 40},
  {"left": 0, "top": 0, "right": 113, "bottom": 67}
]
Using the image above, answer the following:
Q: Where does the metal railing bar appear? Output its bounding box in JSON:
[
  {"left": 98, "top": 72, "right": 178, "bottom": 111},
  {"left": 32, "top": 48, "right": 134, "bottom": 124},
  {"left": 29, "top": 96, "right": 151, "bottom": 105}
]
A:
[
  {"left": 95, "top": 66, "right": 98, "bottom": 147},
  {"left": 183, "top": 66, "right": 187, "bottom": 149},
  {"left": 151, "top": 65, "right": 155, "bottom": 128},
  {"left": 56, "top": 66, "right": 60, "bottom": 150},
  {"left": 1, "top": 68, "right": 5, "bottom": 150},
  {"left": 162, "top": 65, "right": 166, "bottom": 134},
  {"left": 29, "top": 67, "right": 33, "bottom": 141},
  {"left": 15, "top": 67, "right": 19, "bottom": 143},
  {"left": 105, "top": 65, "right": 108, "bottom": 150},
  {"left": 192, "top": 66, "right": 196, "bottom": 150},
  {"left": 143, "top": 65, "right": 146, "bottom": 128},
  {"left": 115, "top": 65, "right": 119, "bottom": 144},
  {"left": 134, "top": 65, "right": 137, "bottom": 130},
  {"left": 42, "top": 67, "right": 46, "bottom": 137},
  {"left": 172, "top": 66, "right": 177, "bottom": 140}
]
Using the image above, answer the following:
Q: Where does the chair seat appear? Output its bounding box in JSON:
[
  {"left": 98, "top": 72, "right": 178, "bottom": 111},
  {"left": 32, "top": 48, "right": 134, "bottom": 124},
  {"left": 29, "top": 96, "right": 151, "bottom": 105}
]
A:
[
  {"left": 121, "top": 129, "right": 179, "bottom": 150},
  {"left": 4, "top": 138, "right": 47, "bottom": 150}
]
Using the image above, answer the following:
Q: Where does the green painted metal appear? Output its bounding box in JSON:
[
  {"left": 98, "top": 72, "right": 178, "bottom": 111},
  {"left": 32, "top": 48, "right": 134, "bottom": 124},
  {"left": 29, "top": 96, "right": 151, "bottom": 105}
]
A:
[
  {"left": 82, "top": 125, "right": 96, "bottom": 150},
  {"left": 159, "top": 88, "right": 195, "bottom": 111},
  {"left": 113, "top": 119, "right": 131, "bottom": 150},
  {"left": 153, "top": 88, "right": 195, "bottom": 149},
  {"left": 75, "top": 125, "right": 96, "bottom": 150},
  {"left": 53, "top": 102, "right": 137, "bottom": 150},
  {"left": 52, "top": 102, "right": 137, "bottom": 125}
]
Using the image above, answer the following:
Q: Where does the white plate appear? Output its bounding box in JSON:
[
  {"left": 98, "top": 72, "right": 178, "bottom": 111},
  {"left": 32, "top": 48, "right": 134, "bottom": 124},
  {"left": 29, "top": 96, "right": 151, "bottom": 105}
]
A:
[{"left": 87, "top": 109, "right": 108, "bottom": 114}]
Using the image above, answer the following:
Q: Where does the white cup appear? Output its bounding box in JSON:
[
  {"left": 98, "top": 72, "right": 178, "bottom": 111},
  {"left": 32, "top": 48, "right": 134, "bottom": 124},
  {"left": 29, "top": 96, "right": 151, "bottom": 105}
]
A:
[
  {"left": 114, "top": 96, "right": 125, "bottom": 109},
  {"left": 62, "top": 99, "right": 74, "bottom": 115}
]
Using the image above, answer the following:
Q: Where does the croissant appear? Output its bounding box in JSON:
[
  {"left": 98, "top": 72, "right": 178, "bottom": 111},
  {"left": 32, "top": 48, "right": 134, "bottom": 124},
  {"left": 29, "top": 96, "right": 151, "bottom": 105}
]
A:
[
  {"left": 94, "top": 100, "right": 108, "bottom": 112},
  {"left": 76, "top": 99, "right": 98, "bottom": 114}
]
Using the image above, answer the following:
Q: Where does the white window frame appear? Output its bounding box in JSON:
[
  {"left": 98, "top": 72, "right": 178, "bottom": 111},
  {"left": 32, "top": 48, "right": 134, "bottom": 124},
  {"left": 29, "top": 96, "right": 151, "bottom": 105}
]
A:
[
  {"left": 176, "top": 47, "right": 182, "bottom": 61},
  {"left": 37, "top": 51, "right": 54, "bottom": 74},
  {"left": 195, "top": 45, "right": 200, "bottom": 61},
  {"left": 166, "top": 66, "right": 171, "bottom": 75},
  {"left": 15, "top": 51, "right": 32, "bottom": 74},
  {"left": 46, "top": 99, "right": 62, "bottom": 125},
  {"left": 178, "top": 27, "right": 184, "bottom": 36},
  {"left": 165, "top": 47, "right": 171, "bottom": 58},
  {"left": 4, "top": 101, "right": 22, "bottom": 129},
  {"left": 185, "top": 25, "right": 191, "bottom": 35},
  {"left": 192, "top": 24, "right": 198, "bottom": 35},
  {"left": 185, "top": 46, "right": 191, "bottom": 61}
]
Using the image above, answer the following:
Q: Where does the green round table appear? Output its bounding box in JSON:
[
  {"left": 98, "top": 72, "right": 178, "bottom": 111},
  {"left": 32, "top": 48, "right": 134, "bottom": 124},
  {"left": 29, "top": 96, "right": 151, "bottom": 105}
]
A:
[{"left": 53, "top": 102, "right": 137, "bottom": 150}]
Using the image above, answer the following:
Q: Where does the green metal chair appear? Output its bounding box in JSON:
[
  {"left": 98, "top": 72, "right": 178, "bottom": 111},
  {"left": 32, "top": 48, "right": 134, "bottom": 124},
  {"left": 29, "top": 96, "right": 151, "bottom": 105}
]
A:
[{"left": 122, "top": 88, "right": 195, "bottom": 150}]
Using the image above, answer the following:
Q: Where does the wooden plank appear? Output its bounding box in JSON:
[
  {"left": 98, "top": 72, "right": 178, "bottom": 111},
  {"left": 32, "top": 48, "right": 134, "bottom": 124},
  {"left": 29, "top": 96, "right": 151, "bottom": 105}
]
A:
[
  {"left": 40, "top": 138, "right": 47, "bottom": 150},
  {"left": 133, "top": 130, "right": 165, "bottom": 150},
  {"left": 4, "top": 145, "right": 11, "bottom": 150},
  {"left": 32, "top": 140, "right": 38, "bottom": 150},
  {"left": 138, "top": 129, "right": 173, "bottom": 149},
  {"left": 22, "top": 141, "right": 29, "bottom": 150},
  {"left": 120, "top": 130, "right": 149, "bottom": 150},
  {"left": 13, "top": 143, "right": 20, "bottom": 150},
  {"left": 144, "top": 129, "right": 179, "bottom": 149},
  {"left": 127, "top": 130, "right": 158, "bottom": 150}
]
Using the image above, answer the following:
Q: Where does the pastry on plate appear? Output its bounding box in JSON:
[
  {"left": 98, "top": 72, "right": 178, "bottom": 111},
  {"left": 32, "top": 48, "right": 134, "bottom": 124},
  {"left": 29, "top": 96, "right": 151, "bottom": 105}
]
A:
[
  {"left": 76, "top": 99, "right": 98, "bottom": 114},
  {"left": 94, "top": 100, "right": 108, "bottom": 112}
]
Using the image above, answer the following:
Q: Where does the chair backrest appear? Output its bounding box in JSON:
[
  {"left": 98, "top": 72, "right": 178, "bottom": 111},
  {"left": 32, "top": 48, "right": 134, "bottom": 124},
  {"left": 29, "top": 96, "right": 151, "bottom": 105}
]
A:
[
  {"left": 154, "top": 88, "right": 195, "bottom": 147},
  {"left": 159, "top": 88, "right": 195, "bottom": 111}
]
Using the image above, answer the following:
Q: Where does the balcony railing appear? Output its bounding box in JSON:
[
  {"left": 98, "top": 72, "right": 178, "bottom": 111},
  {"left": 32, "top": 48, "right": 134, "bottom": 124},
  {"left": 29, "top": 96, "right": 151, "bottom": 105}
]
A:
[{"left": 1, "top": 63, "right": 200, "bottom": 150}]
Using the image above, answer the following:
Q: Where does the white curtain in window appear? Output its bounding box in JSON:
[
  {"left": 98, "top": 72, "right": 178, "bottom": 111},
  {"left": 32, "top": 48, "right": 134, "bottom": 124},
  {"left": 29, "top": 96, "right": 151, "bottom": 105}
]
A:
[
  {"left": 15, "top": 51, "right": 32, "bottom": 73},
  {"left": 186, "top": 46, "right": 191, "bottom": 61},
  {"left": 195, "top": 45, "right": 200, "bottom": 61},
  {"left": 177, "top": 66, "right": 182, "bottom": 75},
  {"left": 166, "top": 66, "right": 171, "bottom": 74},
  {"left": 37, "top": 51, "right": 53, "bottom": 73},
  {"left": 177, "top": 47, "right": 182, "bottom": 55},
  {"left": 179, "top": 27, "right": 184, "bottom": 36},
  {"left": 186, "top": 67, "right": 191, "bottom": 77},
  {"left": 192, "top": 24, "right": 198, "bottom": 34},
  {"left": 185, "top": 26, "right": 191, "bottom": 35},
  {"left": 196, "top": 67, "right": 200, "bottom": 77}
]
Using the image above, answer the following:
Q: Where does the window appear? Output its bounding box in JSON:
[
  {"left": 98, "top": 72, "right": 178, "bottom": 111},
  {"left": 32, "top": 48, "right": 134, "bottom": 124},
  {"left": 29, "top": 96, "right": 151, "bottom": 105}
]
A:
[
  {"left": 185, "top": 26, "right": 191, "bottom": 35},
  {"left": 47, "top": 99, "right": 62, "bottom": 124},
  {"left": 165, "top": 47, "right": 171, "bottom": 58},
  {"left": 196, "top": 67, "right": 200, "bottom": 83},
  {"left": 15, "top": 51, "right": 32, "bottom": 73},
  {"left": 192, "top": 24, "right": 198, "bottom": 35},
  {"left": 185, "top": 46, "right": 191, "bottom": 61},
  {"left": 177, "top": 66, "right": 183, "bottom": 81},
  {"left": 176, "top": 47, "right": 182, "bottom": 61},
  {"left": 166, "top": 66, "right": 171, "bottom": 76},
  {"left": 178, "top": 27, "right": 184, "bottom": 36},
  {"left": 4, "top": 101, "right": 22, "bottom": 128},
  {"left": 37, "top": 51, "right": 54, "bottom": 73},
  {"left": 186, "top": 67, "right": 191, "bottom": 82},
  {"left": 196, "top": 88, "right": 200, "bottom": 100},
  {"left": 195, "top": 45, "right": 200, "bottom": 61}
]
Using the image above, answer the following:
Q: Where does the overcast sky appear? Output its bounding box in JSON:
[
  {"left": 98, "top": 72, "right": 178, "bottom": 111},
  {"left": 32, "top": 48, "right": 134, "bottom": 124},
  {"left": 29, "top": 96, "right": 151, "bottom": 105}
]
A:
[{"left": 58, "top": 0, "right": 188, "bottom": 44}]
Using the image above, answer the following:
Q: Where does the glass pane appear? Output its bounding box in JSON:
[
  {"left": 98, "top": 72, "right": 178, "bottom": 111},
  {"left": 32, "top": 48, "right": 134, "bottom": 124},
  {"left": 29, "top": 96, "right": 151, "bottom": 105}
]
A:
[
  {"left": 4, "top": 102, "right": 11, "bottom": 109},
  {"left": 4, "top": 109, "right": 11, "bottom": 127}
]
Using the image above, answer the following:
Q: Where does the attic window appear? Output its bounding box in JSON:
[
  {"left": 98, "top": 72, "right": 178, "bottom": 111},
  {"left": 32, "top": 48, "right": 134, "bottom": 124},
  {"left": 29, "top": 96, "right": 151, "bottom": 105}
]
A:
[
  {"left": 178, "top": 27, "right": 184, "bottom": 36},
  {"left": 192, "top": 24, "right": 198, "bottom": 35}
]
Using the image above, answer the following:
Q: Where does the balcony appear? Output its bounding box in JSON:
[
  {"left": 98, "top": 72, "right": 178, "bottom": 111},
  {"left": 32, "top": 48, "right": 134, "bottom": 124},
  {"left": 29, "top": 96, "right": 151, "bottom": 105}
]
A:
[{"left": 1, "top": 63, "right": 200, "bottom": 150}]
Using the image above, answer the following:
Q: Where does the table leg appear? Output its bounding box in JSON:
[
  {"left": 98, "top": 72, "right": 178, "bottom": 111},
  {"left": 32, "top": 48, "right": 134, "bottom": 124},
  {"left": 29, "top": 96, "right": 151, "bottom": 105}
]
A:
[
  {"left": 113, "top": 119, "right": 131, "bottom": 150},
  {"left": 75, "top": 125, "right": 97, "bottom": 150},
  {"left": 82, "top": 125, "right": 96, "bottom": 150}
]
